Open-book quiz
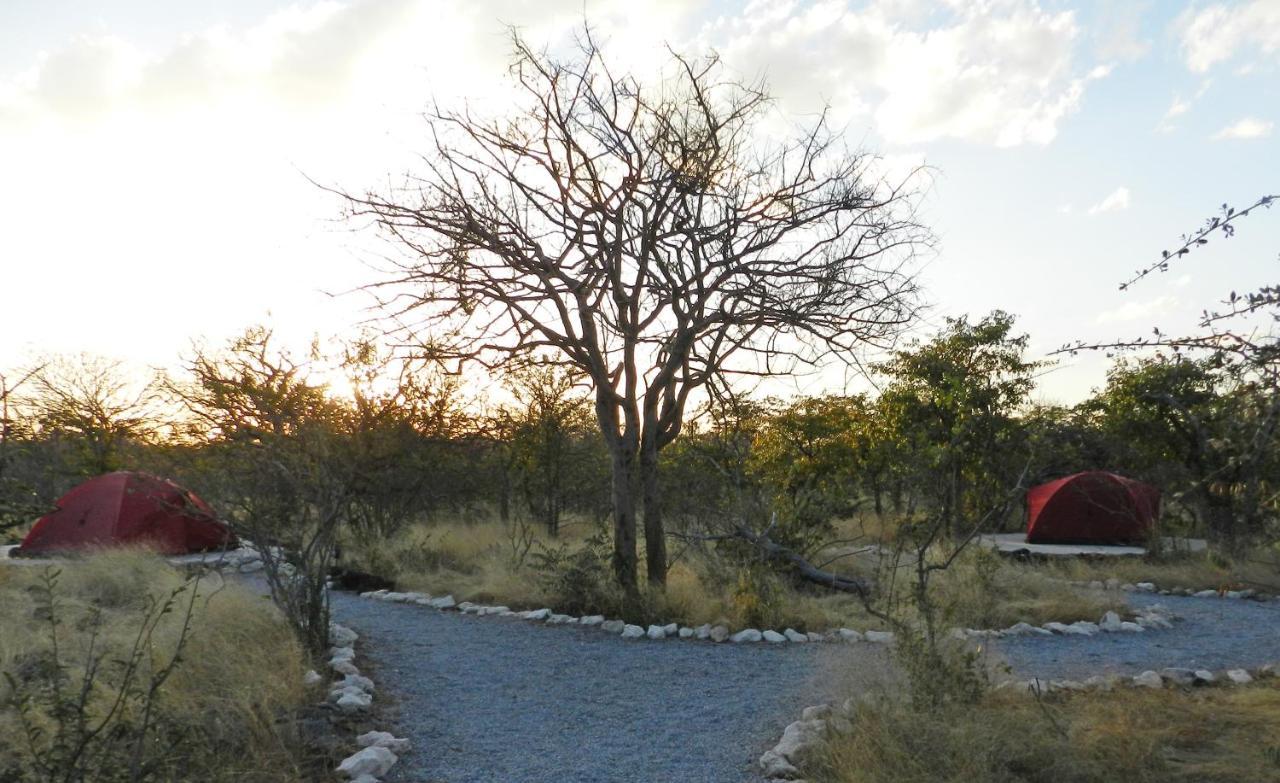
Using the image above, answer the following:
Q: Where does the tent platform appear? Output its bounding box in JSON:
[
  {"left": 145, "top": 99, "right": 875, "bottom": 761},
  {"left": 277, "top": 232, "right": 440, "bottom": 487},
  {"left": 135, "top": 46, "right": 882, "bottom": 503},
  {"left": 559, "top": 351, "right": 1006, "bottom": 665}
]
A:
[{"left": 976, "top": 533, "right": 1208, "bottom": 558}]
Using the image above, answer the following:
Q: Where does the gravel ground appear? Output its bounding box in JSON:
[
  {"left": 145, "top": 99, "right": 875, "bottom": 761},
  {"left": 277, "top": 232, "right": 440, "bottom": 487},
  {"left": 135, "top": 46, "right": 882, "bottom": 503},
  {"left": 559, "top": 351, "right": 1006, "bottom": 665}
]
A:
[
  {"left": 995, "top": 592, "right": 1280, "bottom": 680},
  {"left": 328, "top": 592, "right": 879, "bottom": 783}
]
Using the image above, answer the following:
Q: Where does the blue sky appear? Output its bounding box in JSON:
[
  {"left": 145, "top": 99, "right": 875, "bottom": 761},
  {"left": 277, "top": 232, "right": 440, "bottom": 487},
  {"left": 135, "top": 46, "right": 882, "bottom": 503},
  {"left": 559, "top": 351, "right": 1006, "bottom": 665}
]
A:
[{"left": 1, "top": 0, "right": 1276, "bottom": 403}]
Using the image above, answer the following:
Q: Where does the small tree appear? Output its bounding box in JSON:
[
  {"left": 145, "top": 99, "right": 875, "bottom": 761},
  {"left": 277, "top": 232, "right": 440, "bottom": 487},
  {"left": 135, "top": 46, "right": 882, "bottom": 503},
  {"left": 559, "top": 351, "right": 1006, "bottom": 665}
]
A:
[{"left": 341, "top": 29, "right": 927, "bottom": 594}]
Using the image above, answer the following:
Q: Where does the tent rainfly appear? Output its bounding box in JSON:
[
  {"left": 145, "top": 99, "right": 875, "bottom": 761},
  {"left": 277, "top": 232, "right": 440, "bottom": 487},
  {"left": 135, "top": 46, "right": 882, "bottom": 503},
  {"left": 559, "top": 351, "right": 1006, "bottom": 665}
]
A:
[
  {"left": 18, "top": 471, "right": 236, "bottom": 555},
  {"left": 1025, "top": 471, "right": 1160, "bottom": 545}
]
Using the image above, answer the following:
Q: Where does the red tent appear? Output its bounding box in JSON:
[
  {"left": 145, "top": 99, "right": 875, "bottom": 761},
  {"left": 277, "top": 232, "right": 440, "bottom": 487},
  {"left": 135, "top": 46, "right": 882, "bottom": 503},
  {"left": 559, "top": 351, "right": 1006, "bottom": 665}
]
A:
[
  {"left": 1026, "top": 471, "right": 1160, "bottom": 545},
  {"left": 19, "top": 472, "right": 236, "bottom": 555}
]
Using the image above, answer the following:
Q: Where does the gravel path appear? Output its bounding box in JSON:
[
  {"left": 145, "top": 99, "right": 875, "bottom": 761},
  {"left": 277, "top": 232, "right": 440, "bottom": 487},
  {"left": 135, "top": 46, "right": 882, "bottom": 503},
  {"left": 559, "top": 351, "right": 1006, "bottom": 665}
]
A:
[
  {"left": 996, "top": 593, "right": 1280, "bottom": 680},
  {"left": 329, "top": 593, "right": 878, "bottom": 783}
]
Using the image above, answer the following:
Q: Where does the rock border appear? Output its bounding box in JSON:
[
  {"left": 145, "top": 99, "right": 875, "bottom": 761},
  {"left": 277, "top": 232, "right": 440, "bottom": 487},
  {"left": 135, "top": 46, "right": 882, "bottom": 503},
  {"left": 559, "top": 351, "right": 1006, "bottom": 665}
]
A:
[
  {"left": 1064, "top": 577, "right": 1272, "bottom": 601},
  {"left": 759, "top": 661, "right": 1280, "bottom": 782},
  {"left": 316, "top": 622, "right": 413, "bottom": 783},
  {"left": 355, "top": 589, "right": 1177, "bottom": 647}
]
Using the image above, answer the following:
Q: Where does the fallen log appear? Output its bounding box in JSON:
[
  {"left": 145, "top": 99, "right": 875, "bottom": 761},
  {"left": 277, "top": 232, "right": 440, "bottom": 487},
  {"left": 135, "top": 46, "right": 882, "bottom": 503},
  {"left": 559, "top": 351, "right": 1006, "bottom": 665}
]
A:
[{"left": 733, "top": 526, "right": 871, "bottom": 597}]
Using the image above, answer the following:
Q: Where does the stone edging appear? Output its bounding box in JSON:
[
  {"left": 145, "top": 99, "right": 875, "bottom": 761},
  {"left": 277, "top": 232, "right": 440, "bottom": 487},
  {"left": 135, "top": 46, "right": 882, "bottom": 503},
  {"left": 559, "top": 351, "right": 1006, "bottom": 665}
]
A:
[
  {"left": 1065, "top": 578, "right": 1273, "bottom": 601},
  {"left": 356, "top": 589, "right": 1176, "bottom": 645},
  {"left": 309, "top": 622, "right": 412, "bottom": 783},
  {"left": 758, "top": 662, "right": 1279, "bottom": 782}
]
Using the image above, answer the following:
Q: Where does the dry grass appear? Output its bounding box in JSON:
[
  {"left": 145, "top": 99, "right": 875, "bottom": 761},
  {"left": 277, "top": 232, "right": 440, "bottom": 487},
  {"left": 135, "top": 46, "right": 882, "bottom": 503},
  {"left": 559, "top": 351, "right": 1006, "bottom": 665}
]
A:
[
  {"left": 818, "top": 681, "right": 1280, "bottom": 783},
  {"left": 1045, "top": 547, "right": 1280, "bottom": 594},
  {"left": 0, "top": 549, "right": 310, "bottom": 783},
  {"left": 346, "top": 518, "right": 1123, "bottom": 631}
]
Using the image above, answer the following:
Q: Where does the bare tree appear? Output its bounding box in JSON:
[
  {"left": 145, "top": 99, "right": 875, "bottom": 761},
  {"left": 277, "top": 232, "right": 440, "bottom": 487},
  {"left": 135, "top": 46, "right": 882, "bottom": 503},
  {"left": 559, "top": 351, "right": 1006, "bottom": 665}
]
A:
[{"left": 342, "top": 30, "right": 927, "bottom": 594}]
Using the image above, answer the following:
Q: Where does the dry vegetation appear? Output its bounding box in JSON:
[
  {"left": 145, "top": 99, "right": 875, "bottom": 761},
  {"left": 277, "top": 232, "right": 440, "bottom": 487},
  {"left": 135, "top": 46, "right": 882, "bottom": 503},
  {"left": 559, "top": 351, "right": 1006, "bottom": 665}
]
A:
[
  {"left": 0, "top": 550, "right": 311, "bottom": 783},
  {"left": 342, "top": 516, "right": 1123, "bottom": 631},
  {"left": 816, "top": 681, "right": 1280, "bottom": 783},
  {"left": 1040, "top": 547, "right": 1280, "bottom": 594}
]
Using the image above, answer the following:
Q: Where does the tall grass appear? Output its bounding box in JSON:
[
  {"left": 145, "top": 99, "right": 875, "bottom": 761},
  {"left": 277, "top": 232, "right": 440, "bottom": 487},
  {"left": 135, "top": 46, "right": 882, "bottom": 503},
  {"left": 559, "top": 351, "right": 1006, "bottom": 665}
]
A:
[
  {"left": 0, "top": 549, "right": 310, "bottom": 783},
  {"left": 817, "top": 682, "right": 1280, "bottom": 783}
]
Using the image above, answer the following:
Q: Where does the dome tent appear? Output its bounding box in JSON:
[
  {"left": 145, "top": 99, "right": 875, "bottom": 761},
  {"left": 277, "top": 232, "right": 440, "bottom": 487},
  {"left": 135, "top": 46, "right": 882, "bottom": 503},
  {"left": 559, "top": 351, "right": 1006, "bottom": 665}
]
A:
[
  {"left": 19, "top": 472, "right": 236, "bottom": 555},
  {"left": 1025, "top": 471, "right": 1159, "bottom": 545}
]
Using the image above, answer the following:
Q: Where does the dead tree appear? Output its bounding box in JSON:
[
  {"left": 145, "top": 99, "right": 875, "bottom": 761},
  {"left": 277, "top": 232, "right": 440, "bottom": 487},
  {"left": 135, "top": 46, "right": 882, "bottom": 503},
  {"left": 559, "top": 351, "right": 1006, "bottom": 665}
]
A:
[{"left": 341, "top": 29, "right": 928, "bottom": 595}]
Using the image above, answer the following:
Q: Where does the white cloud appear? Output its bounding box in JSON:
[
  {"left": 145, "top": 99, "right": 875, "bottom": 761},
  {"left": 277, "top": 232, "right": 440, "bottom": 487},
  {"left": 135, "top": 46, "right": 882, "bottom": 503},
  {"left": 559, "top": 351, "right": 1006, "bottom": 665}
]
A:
[
  {"left": 702, "top": 0, "right": 1103, "bottom": 148},
  {"left": 1178, "top": 0, "right": 1280, "bottom": 74},
  {"left": 1096, "top": 295, "right": 1176, "bottom": 324},
  {"left": 1087, "top": 186, "right": 1130, "bottom": 215},
  {"left": 1213, "top": 116, "right": 1274, "bottom": 140},
  {"left": 1092, "top": 0, "right": 1152, "bottom": 63}
]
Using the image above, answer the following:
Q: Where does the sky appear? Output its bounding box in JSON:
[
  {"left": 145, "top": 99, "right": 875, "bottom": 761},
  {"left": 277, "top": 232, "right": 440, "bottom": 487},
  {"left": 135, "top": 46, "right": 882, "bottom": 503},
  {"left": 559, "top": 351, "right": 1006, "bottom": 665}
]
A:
[{"left": 1, "top": 0, "right": 1277, "bottom": 405}]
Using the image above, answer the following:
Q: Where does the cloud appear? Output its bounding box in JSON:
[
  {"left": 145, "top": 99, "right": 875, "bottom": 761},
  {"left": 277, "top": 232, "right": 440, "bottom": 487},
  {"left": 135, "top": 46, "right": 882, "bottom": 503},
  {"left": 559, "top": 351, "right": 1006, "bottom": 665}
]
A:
[
  {"left": 1096, "top": 295, "right": 1176, "bottom": 324},
  {"left": 702, "top": 0, "right": 1103, "bottom": 148},
  {"left": 1213, "top": 116, "right": 1274, "bottom": 140},
  {"left": 1092, "top": 0, "right": 1152, "bottom": 63},
  {"left": 1087, "top": 186, "right": 1130, "bottom": 215},
  {"left": 1178, "top": 0, "right": 1280, "bottom": 74}
]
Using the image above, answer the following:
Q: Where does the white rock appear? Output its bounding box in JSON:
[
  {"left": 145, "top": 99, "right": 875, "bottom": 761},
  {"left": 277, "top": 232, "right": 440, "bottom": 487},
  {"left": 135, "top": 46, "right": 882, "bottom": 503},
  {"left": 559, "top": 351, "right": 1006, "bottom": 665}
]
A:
[
  {"left": 335, "top": 690, "right": 373, "bottom": 713},
  {"left": 349, "top": 775, "right": 378, "bottom": 783},
  {"left": 1004, "top": 622, "right": 1048, "bottom": 637},
  {"left": 758, "top": 750, "right": 800, "bottom": 779},
  {"left": 457, "top": 601, "right": 479, "bottom": 613},
  {"left": 330, "top": 624, "right": 359, "bottom": 647},
  {"left": 331, "top": 646, "right": 356, "bottom": 662},
  {"left": 547, "top": 614, "right": 575, "bottom": 624},
  {"left": 429, "top": 595, "right": 456, "bottom": 609},
  {"left": 1136, "top": 582, "right": 1157, "bottom": 592},
  {"left": 694, "top": 624, "right": 712, "bottom": 640},
  {"left": 330, "top": 660, "right": 359, "bottom": 676},
  {"left": 662, "top": 623, "right": 678, "bottom": 635},
  {"left": 762, "top": 630, "right": 788, "bottom": 643},
  {"left": 732, "top": 629, "right": 763, "bottom": 643},
  {"left": 1066, "top": 622, "right": 1099, "bottom": 635},
  {"left": 1226, "top": 590, "right": 1243, "bottom": 599},
  {"left": 1160, "top": 668, "right": 1196, "bottom": 686},
  {"left": 1193, "top": 670, "right": 1216, "bottom": 684},
  {"left": 772, "top": 719, "right": 826, "bottom": 765},
  {"left": 1118, "top": 621, "right": 1145, "bottom": 633},
  {"left": 336, "top": 746, "right": 397, "bottom": 779},
  {"left": 478, "top": 605, "right": 510, "bottom": 616},
  {"left": 1227, "top": 669, "right": 1254, "bottom": 685},
  {"left": 1121, "top": 583, "right": 1136, "bottom": 592},
  {"left": 800, "top": 704, "right": 832, "bottom": 721},
  {"left": 1194, "top": 589, "right": 1218, "bottom": 598},
  {"left": 864, "top": 630, "right": 894, "bottom": 644},
  {"left": 522, "top": 608, "right": 551, "bottom": 621},
  {"left": 710, "top": 625, "right": 730, "bottom": 642},
  {"left": 303, "top": 670, "right": 324, "bottom": 686},
  {"left": 784, "top": 629, "right": 808, "bottom": 643},
  {"left": 1082, "top": 676, "right": 1112, "bottom": 691},
  {"left": 621, "top": 624, "right": 646, "bottom": 639},
  {"left": 837, "top": 628, "right": 863, "bottom": 642},
  {"left": 357, "top": 730, "right": 412, "bottom": 754},
  {"left": 646, "top": 624, "right": 667, "bottom": 640},
  {"left": 341, "top": 674, "right": 376, "bottom": 694},
  {"left": 600, "top": 619, "right": 626, "bottom": 633},
  {"left": 1133, "top": 671, "right": 1163, "bottom": 688},
  {"left": 1043, "top": 622, "right": 1071, "bottom": 634},
  {"left": 678, "top": 627, "right": 694, "bottom": 638},
  {"left": 579, "top": 615, "right": 605, "bottom": 627},
  {"left": 807, "top": 632, "right": 823, "bottom": 643},
  {"left": 1099, "top": 611, "right": 1123, "bottom": 632}
]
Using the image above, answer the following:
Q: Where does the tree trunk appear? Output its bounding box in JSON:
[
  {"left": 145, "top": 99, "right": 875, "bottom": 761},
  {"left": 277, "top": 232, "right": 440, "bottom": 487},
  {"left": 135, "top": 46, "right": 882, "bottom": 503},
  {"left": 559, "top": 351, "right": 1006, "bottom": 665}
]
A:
[
  {"left": 640, "top": 440, "right": 667, "bottom": 586},
  {"left": 610, "top": 447, "right": 639, "bottom": 596}
]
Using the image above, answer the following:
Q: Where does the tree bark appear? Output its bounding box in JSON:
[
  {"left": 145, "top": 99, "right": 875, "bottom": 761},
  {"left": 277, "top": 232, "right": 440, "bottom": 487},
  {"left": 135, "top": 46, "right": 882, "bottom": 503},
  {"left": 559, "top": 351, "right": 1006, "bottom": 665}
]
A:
[
  {"left": 640, "top": 439, "right": 667, "bottom": 586},
  {"left": 610, "top": 446, "right": 639, "bottom": 596}
]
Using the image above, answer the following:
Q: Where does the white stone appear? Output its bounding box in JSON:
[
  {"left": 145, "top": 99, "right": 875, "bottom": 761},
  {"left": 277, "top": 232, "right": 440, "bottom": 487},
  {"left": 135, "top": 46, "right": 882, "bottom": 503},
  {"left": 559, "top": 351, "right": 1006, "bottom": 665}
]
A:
[
  {"left": 621, "top": 624, "right": 646, "bottom": 639},
  {"left": 331, "top": 646, "right": 356, "bottom": 662},
  {"left": 1193, "top": 670, "right": 1216, "bottom": 684},
  {"left": 1226, "top": 590, "right": 1243, "bottom": 599},
  {"left": 758, "top": 750, "right": 800, "bottom": 779},
  {"left": 800, "top": 704, "right": 833, "bottom": 721},
  {"left": 646, "top": 624, "right": 667, "bottom": 640},
  {"left": 428, "top": 595, "right": 456, "bottom": 609},
  {"left": 522, "top": 608, "right": 551, "bottom": 621},
  {"left": 547, "top": 614, "right": 576, "bottom": 624},
  {"left": 357, "top": 730, "right": 411, "bottom": 754},
  {"left": 579, "top": 615, "right": 605, "bottom": 627},
  {"left": 334, "top": 690, "right": 373, "bottom": 713},
  {"left": 1089, "top": 580, "right": 1104, "bottom": 590},
  {"left": 694, "top": 624, "right": 712, "bottom": 640},
  {"left": 837, "top": 628, "right": 863, "bottom": 642},
  {"left": 678, "top": 627, "right": 694, "bottom": 638},
  {"left": 1227, "top": 669, "right": 1254, "bottom": 685},
  {"left": 341, "top": 674, "right": 375, "bottom": 694},
  {"left": 1066, "top": 622, "right": 1099, "bottom": 635},
  {"left": 784, "top": 629, "right": 808, "bottom": 643},
  {"left": 864, "top": 630, "right": 894, "bottom": 644},
  {"left": 732, "top": 629, "right": 763, "bottom": 643},
  {"left": 330, "top": 625, "right": 359, "bottom": 647},
  {"left": 807, "top": 632, "right": 823, "bottom": 643},
  {"left": 710, "top": 625, "right": 730, "bottom": 642},
  {"left": 1194, "top": 589, "right": 1218, "bottom": 598},
  {"left": 457, "top": 601, "right": 479, "bottom": 613},
  {"left": 1133, "top": 671, "right": 1163, "bottom": 688},
  {"left": 662, "top": 623, "right": 678, "bottom": 635},
  {"left": 1043, "top": 622, "right": 1071, "bottom": 634},
  {"left": 336, "top": 746, "right": 397, "bottom": 778},
  {"left": 772, "top": 719, "right": 826, "bottom": 765},
  {"left": 330, "top": 660, "right": 359, "bottom": 676},
  {"left": 1121, "top": 583, "right": 1136, "bottom": 592},
  {"left": 303, "top": 670, "right": 323, "bottom": 686},
  {"left": 1118, "top": 621, "right": 1145, "bottom": 633},
  {"left": 1160, "top": 668, "right": 1196, "bottom": 686},
  {"left": 762, "top": 630, "right": 787, "bottom": 643},
  {"left": 601, "top": 619, "right": 626, "bottom": 634},
  {"left": 1099, "top": 611, "right": 1123, "bottom": 632},
  {"left": 1136, "top": 582, "right": 1157, "bottom": 592}
]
